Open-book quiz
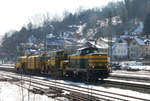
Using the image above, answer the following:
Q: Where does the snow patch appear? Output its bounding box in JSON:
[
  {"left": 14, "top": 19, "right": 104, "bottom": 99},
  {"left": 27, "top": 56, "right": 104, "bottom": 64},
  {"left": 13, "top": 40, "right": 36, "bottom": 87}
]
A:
[{"left": 0, "top": 82, "right": 57, "bottom": 101}]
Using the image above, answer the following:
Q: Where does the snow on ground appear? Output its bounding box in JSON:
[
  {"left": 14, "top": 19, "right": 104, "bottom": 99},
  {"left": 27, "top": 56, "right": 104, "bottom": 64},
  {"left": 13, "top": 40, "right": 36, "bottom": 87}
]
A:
[
  {"left": 143, "top": 66, "right": 150, "bottom": 71},
  {"left": 0, "top": 82, "right": 57, "bottom": 101},
  {"left": 116, "top": 61, "right": 150, "bottom": 71},
  {"left": 58, "top": 80, "right": 150, "bottom": 101},
  {"left": 38, "top": 76, "right": 150, "bottom": 100},
  {"left": 0, "top": 64, "right": 14, "bottom": 69},
  {"left": 1, "top": 74, "right": 150, "bottom": 101},
  {"left": 0, "top": 66, "right": 14, "bottom": 68},
  {"left": 111, "top": 71, "right": 150, "bottom": 79}
]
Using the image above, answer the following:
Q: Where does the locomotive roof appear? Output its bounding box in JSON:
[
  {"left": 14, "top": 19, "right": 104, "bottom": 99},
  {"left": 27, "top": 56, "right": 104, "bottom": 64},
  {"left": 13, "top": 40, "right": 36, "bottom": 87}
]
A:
[
  {"left": 19, "top": 56, "right": 27, "bottom": 58},
  {"left": 87, "top": 52, "right": 107, "bottom": 55},
  {"left": 77, "top": 47, "right": 98, "bottom": 51},
  {"left": 29, "top": 55, "right": 41, "bottom": 57}
]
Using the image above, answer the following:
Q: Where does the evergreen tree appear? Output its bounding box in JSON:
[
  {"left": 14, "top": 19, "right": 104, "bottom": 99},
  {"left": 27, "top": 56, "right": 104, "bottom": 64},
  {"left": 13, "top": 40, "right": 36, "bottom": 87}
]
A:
[{"left": 143, "top": 13, "right": 150, "bottom": 37}]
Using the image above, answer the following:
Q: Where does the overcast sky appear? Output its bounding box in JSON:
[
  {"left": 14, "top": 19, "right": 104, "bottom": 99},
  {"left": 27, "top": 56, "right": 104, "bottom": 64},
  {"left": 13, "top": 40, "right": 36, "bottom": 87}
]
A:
[{"left": 0, "top": 0, "right": 121, "bottom": 36}]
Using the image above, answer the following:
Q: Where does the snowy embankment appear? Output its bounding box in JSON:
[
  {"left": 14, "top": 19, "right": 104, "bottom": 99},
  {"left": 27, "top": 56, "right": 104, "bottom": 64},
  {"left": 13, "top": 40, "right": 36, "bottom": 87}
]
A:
[
  {"left": 128, "top": 65, "right": 150, "bottom": 71},
  {"left": 56, "top": 79, "right": 150, "bottom": 101},
  {"left": 0, "top": 82, "right": 57, "bottom": 101},
  {"left": 143, "top": 66, "right": 150, "bottom": 71},
  {"left": 1, "top": 77, "right": 150, "bottom": 101},
  {"left": 0, "top": 64, "right": 14, "bottom": 68}
]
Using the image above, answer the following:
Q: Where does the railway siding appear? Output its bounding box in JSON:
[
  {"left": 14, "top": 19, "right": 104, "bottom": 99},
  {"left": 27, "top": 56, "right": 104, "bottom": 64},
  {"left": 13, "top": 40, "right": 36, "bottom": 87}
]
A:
[{"left": 0, "top": 71, "right": 150, "bottom": 101}]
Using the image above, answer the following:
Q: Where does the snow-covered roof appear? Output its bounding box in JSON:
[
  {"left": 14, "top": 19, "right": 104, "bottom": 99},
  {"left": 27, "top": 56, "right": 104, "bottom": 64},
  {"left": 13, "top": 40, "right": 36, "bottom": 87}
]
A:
[
  {"left": 28, "top": 35, "right": 36, "bottom": 43},
  {"left": 19, "top": 56, "right": 27, "bottom": 58},
  {"left": 135, "top": 37, "right": 145, "bottom": 45},
  {"left": 112, "top": 38, "right": 127, "bottom": 49},
  {"left": 78, "top": 38, "right": 87, "bottom": 43},
  {"left": 88, "top": 41, "right": 108, "bottom": 49},
  {"left": 120, "top": 35, "right": 133, "bottom": 39},
  {"left": 64, "top": 38, "right": 77, "bottom": 43},
  {"left": 118, "top": 39, "right": 127, "bottom": 43},
  {"left": 144, "top": 39, "right": 150, "bottom": 45},
  {"left": 100, "top": 38, "right": 115, "bottom": 43},
  {"left": 47, "top": 41, "right": 63, "bottom": 46},
  {"left": 46, "top": 34, "right": 56, "bottom": 39},
  {"left": 77, "top": 47, "right": 89, "bottom": 50},
  {"left": 133, "top": 22, "right": 143, "bottom": 34},
  {"left": 64, "top": 40, "right": 73, "bottom": 45}
]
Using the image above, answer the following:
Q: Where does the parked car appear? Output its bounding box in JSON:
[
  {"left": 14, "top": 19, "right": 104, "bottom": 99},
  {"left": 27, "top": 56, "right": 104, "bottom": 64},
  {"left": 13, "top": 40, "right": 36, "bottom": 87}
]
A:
[
  {"left": 120, "top": 62, "right": 130, "bottom": 70},
  {"left": 127, "top": 62, "right": 143, "bottom": 71},
  {"left": 112, "top": 63, "right": 121, "bottom": 70}
]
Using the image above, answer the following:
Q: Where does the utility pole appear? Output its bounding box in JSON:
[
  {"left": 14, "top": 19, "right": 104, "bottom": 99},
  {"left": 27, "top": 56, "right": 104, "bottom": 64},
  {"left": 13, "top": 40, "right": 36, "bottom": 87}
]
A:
[
  {"left": 108, "top": 11, "right": 113, "bottom": 67},
  {"left": 16, "top": 45, "right": 19, "bottom": 62},
  {"left": 44, "top": 32, "right": 47, "bottom": 54}
]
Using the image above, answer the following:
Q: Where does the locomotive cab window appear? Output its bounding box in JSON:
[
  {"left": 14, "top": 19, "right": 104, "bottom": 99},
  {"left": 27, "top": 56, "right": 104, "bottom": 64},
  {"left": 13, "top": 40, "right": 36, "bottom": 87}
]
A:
[
  {"left": 80, "top": 47, "right": 99, "bottom": 55},
  {"left": 56, "top": 52, "right": 62, "bottom": 58}
]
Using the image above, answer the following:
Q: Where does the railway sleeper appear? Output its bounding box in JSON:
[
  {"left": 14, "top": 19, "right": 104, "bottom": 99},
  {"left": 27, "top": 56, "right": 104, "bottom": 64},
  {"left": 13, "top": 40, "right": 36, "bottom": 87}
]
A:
[
  {"left": 29, "top": 87, "right": 64, "bottom": 98},
  {"left": 64, "top": 93, "right": 87, "bottom": 101},
  {"left": 46, "top": 93, "right": 63, "bottom": 98},
  {"left": 106, "top": 80, "right": 150, "bottom": 89},
  {"left": 65, "top": 92, "right": 100, "bottom": 101},
  {"left": 0, "top": 78, "right": 19, "bottom": 82},
  {"left": 29, "top": 88, "right": 45, "bottom": 94},
  {"left": 0, "top": 78, "right": 9, "bottom": 82}
]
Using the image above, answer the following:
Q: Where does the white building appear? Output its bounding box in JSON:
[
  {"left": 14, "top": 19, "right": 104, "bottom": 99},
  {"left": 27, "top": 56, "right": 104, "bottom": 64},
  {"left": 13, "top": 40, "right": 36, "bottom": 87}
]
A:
[
  {"left": 112, "top": 38, "right": 128, "bottom": 60},
  {"left": 28, "top": 35, "right": 36, "bottom": 43}
]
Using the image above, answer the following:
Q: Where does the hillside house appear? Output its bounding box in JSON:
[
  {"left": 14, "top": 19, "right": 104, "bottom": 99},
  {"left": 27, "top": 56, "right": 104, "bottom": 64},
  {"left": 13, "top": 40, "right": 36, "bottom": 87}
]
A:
[
  {"left": 129, "top": 37, "right": 146, "bottom": 60},
  {"left": 112, "top": 38, "right": 128, "bottom": 60}
]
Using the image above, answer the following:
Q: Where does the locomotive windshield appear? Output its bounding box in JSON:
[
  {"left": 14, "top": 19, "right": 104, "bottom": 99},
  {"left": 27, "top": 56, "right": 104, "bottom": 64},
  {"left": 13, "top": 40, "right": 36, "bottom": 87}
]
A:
[
  {"left": 79, "top": 47, "right": 99, "bottom": 55},
  {"left": 56, "top": 51, "right": 63, "bottom": 58}
]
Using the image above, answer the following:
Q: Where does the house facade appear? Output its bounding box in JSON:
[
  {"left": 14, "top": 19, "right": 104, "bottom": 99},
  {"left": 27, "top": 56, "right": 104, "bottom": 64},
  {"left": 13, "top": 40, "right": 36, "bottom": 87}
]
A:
[
  {"left": 144, "top": 40, "right": 150, "bottom": 57},
  {"left": 112, "top": 39, "right": 128, "bottom": 60},
  {"left": 129, "top": 37, "right": 147, "bottom": 60}
]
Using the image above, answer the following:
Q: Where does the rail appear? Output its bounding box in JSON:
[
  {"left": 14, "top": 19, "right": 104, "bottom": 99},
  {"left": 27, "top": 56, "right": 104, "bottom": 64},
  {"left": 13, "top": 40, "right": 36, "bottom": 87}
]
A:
[{"left": 0, "top": 71, "right": 150, "bottom": 101}]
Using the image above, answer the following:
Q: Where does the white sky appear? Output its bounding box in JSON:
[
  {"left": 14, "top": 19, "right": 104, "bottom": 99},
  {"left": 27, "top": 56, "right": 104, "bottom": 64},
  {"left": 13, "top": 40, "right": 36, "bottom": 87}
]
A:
[{"left": 0, "top": 0, "right": 121, "bottom": 37}]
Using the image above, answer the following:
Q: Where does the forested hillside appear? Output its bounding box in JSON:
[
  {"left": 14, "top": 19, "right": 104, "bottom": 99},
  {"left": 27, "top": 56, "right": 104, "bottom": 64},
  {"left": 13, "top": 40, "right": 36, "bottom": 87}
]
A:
[{"left": 1, "top": 0, "right": 150, "bottom": 60}]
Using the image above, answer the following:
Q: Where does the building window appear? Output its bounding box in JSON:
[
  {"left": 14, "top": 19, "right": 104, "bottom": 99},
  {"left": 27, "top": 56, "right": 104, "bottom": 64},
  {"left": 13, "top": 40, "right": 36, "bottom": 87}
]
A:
[{"left": 133, "top": 42, "right": 136, "bottom": 45}]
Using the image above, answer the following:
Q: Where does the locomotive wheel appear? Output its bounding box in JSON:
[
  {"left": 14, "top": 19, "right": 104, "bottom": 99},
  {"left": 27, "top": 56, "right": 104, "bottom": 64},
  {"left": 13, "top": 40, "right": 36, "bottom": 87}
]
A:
[
  {"left": 55, "top": 70, "right": 63, "bottom": 79},
  {"left": 48, "top": 68, "right": 63, "bottom": 79},
  {"left": 41, "top": 65, "right": 47, "bottom": 74},
  {"left": 18, "top": 68, "right": 24, "bottom": 74},
  {"left": 100, "top": 77, "right": 104, "bottom": 81},
  {"left": 16, "top": 68, "right": 19, "bottom": 73},
  {"left": 80, "top": 73, "right": 87, "bottom": 82}
]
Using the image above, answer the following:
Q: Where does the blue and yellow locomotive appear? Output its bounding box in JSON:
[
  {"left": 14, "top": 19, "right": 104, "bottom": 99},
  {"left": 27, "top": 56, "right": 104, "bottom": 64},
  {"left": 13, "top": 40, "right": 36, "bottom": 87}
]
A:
[{"left": 66, "top": 47, "right": 109, "bottom": 81}]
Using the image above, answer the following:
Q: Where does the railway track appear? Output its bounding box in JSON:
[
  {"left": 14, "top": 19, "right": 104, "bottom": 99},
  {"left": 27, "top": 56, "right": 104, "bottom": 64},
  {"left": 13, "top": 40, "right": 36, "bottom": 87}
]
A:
[
  {"left": 112, "top": 71, "right": 150, "bottom": 76},
  {"left": 104, "top": 78, "right": 150, "bottom": 93},
  {"left": 110, "top": 72, "right": 150, "bottom": 83},
  {"left": 0, "top": 71, "right": 150, "bottom": 101},
  {"left": 1, "top": 64, "right": 150, "bottom": 81}
]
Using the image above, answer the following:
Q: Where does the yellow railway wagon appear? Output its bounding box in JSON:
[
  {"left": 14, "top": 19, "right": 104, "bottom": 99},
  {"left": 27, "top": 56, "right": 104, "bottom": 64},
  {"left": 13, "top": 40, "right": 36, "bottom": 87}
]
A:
[
  {"left": 34, "top": 55, "right": 42, "bottom": 70},
  {"left": 35, "top": 55, "right": 49, "bottom": 70},
  {"left": 27, "top": 55, "right": 43, "bottom": 70},
  {"left": 19, "top": 56, "right": 27, "bottom": 63},
  {"left": 27, "top": 56, "right": 34, "bottom": 70},
  {"left": 15, "top": 56, "right": 27, "bottom": 69},
  {"left": 15, "top": 55, "right": 50, "bottom": 73}
]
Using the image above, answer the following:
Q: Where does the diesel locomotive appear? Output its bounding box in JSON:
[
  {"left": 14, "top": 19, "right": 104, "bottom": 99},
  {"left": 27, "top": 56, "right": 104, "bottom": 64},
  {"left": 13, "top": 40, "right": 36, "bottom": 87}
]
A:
[{"left": 15, "top": 47, "right": 110, "bottom": 81}]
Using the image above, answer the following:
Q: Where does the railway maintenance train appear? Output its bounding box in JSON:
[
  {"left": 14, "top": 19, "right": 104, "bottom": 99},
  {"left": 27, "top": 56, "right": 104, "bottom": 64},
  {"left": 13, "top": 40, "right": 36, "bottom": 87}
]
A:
[{"left": 15, "top": 47, "right": 110, "bottom": 81}]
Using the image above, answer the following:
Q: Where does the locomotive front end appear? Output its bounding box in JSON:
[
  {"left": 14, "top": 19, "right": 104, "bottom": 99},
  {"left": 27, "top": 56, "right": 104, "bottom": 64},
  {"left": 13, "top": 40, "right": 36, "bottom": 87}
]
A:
[{"left": 87, "top": 54, "right": 109, "bottom": 80}]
